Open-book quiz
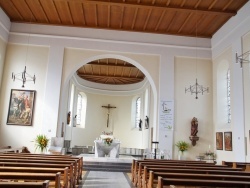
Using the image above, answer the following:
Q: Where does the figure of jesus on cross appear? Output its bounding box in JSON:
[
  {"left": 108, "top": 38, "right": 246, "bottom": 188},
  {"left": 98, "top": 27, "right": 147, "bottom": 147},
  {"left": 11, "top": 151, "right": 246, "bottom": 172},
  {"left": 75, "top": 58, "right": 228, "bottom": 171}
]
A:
[{"left": 102, "top": 104, "right": 116, "bottom": 127}]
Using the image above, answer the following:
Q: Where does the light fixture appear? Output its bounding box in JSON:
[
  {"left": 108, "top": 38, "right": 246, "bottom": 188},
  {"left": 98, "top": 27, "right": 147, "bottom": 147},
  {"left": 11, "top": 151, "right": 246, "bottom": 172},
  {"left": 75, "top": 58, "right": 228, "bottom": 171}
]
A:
[
  {"left": 185, "top": 79, "right": 209, "bottom": 99},
  {"left": 236, "top": 51, "right": 250, "bottom": 67},
  {"left": 185, "top": 10, "right": 209, "bottom": 99},
  {"left": 12, "top": 66, "right": 36, "bottom": 88},
  {"left": 11, "top": 18, "right": 36, "bottom": 88}
]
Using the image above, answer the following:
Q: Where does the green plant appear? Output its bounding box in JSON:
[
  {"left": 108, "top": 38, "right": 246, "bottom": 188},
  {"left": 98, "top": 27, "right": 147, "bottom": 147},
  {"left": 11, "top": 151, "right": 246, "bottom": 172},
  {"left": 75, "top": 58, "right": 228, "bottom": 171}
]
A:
[
  {"left": 205, "top": 151, "right": 215, "bottom": 156},
  {"left": 34, "top": 134, "right": 49, "bottom": 152},
  {"left": 175, "top": 141, "right": 189, "bottom": 152}
]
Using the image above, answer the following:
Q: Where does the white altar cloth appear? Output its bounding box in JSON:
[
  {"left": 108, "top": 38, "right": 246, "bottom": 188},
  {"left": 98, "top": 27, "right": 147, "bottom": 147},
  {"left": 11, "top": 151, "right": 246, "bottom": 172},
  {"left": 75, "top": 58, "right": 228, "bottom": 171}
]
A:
[{"left": 94, "top": 140, "right": 120, "bottom": 158}]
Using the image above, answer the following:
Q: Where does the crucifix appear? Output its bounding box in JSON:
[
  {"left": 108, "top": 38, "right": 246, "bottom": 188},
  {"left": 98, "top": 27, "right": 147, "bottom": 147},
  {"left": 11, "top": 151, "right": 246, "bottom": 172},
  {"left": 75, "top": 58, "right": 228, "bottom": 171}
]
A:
[{"left": 102, "top": 104, "right": 116, "bottom": 127}]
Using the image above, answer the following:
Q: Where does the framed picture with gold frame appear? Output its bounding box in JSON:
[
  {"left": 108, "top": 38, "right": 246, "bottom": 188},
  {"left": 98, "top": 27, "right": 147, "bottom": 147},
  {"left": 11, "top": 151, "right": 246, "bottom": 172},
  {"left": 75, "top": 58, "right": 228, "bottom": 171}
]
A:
[
  {"left": 216, "top": 132, "right": 223, "bottom": 150},
  {"left": 6, "top": 89, "right": 36, "bottom": 126},
  {"left": 224, "top": 132, "right": 232, "bottom": 151}
]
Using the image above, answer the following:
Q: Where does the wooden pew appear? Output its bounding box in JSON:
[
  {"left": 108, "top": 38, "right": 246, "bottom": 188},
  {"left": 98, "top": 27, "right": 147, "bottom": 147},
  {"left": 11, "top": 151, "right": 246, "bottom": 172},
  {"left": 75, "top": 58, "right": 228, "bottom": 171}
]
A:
[
  {"left": 0, "top": 172, "right": 61, "bottom": 188},
  {"left": 222, "top": 161, "right": 250, "bottom": 171},
  {"left": 0, "top": 153, "right": 83, "bottom": 183},
  {"left": 0, "top": 166, "right": 68, "bottom": 188},
  {"left": 0, "top": 180, "right": 50, "bottom": 188},
  {"left": 157, "top": 176, "right": 250, "bottom": 188},
  {"left": 148, "top": 170, "right": 250, "bottom": 188},
  {"left": 0, "top": 162, "right": 74, "bottom": 188},
  {"left": 0, "top": 157, "right": 78, "bottom": 185},
  {"left": 134, "top": 161, "right": 232, "bottom": 187},
  {"left": 144, "top": 167, "right": 250, "bottom": 188},
  {"left": 131, "top": 159, "right": 212, "bottom": 185}
]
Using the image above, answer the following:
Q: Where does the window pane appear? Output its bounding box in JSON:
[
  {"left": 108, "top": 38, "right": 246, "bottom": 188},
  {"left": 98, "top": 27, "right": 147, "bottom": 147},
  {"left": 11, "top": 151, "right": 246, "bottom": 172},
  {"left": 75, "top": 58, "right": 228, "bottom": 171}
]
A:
[
  {"left": 227, "top": 70, "right": 231, "bottom": 123},
  {"left": 76, "top": 94, "right": 82, "bottom": 125},
  {"left": 135, "top": 97, "right": 141, "bottom": 128}
]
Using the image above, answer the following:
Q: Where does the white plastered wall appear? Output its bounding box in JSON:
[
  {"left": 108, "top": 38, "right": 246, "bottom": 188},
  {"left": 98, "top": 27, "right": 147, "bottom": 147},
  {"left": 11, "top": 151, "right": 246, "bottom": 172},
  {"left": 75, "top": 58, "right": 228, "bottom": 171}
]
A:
[
  {"left": 0, "top": 44, "right": 49, "bottom": 152},
  {"left": 242, "top": 31, "right": 250, "bottom": 161},
  {"left": 212, "top": 0, "right": 250, "bottom": 163},
  {"left": 175, "top": 57, "right": 213, "bottom": 160}
]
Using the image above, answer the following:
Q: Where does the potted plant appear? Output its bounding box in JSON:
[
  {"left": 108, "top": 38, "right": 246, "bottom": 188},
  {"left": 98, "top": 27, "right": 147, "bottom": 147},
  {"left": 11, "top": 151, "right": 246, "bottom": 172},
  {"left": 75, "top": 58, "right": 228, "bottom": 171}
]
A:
[
  {"left": 175, "top": 141, "right": 189, "bottom": 160},
  {"left": 34, "top": 134, "right": 49, "bottom": 153}
]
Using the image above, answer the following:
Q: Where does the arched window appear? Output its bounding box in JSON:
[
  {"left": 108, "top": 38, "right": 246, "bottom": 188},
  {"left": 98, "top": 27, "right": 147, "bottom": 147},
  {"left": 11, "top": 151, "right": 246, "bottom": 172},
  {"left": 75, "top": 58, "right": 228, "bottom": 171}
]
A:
[
  {"left": 227, "top": 69, "right": 231, "bottom": 123},
  {"left": 76, "top": 92, "right": 87, "bottom": 128},
  {"left": 135, "top": 97, "right": 141, "bottom": 128},
  {"left": 76, "top": 94, "right": 82, "bottom": 125}
]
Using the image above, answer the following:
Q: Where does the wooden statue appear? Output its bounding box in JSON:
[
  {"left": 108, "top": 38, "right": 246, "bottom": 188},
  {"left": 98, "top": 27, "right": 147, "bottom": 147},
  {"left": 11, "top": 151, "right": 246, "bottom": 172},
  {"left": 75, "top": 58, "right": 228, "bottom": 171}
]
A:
[{"left": 191, "top": 117, "right": 198, "bottom": 136}]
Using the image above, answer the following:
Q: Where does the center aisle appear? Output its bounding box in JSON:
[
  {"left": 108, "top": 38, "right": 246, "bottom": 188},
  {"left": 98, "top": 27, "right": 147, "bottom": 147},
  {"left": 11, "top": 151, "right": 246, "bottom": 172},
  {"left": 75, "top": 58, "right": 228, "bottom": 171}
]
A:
[{"left": 79, "top": 171, "right": 135, "bottom": 188}]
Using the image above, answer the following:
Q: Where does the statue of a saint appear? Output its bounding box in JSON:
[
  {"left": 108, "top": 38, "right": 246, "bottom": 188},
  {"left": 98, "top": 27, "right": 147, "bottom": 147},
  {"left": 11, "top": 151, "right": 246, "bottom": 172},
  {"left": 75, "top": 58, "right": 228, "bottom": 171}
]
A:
[{"left": 191, "top": 117, "right": 198, "bottom": 136}]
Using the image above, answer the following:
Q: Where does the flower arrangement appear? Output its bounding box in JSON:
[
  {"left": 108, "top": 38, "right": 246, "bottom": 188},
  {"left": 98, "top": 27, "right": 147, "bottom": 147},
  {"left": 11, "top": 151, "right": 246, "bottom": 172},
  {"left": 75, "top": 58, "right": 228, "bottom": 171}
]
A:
[
  {"left": 34, "top": 134, "right": 49, "bottom": 153},
  {"left": 103, "top": 137, "right": 113, "bottom": 146},
  {"left": 205, "top": 151, "right": 215, "bottom": 157},
  {"left": 175, "top": 141, "right": 189, "bottom": 152}
]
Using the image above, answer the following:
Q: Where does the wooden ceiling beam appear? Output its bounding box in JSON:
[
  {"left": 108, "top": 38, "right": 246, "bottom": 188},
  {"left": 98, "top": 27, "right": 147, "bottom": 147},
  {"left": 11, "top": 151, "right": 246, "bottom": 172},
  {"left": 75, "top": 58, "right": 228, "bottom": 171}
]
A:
[
  {"left": 57, "top": 0, "right": 237, "bottom": 16},
  {"left": 178, "top": 12, "right": 192, "bottom": 33},
  {"left": 166, "top": 0, "right": 171, "bottom": 6},
  {"left": 208, "top": 0, "right": 218, "bottom": 10},
  {"left": 107, "top": 5, "right": 110, "bottom": 27},
  {"left": 120, "top": 6, "right": 124, "bottom": 28},
  {"left": 95, "top": 4, "right": 98, "bottom": 26},
  {"left": 166, "top": 11, "right": 177, "bottom": 32},
  {"left": 180, "top": 0, "right": 186, "bottom": 7},
  {"left": 155, "top": 10, "right": 166, "bottom": 31},
  {"left": 81, "top": 4, "right": 86, "bottom": 25},
  {"left": 222, "top": 0, "right": 233, "bottom": 11},
  {"left": 9, "top": 0, "right": 24, "bottom": 20},
  {"left": 78, "top": 74, "right": 144, "bottom": 81},
  {"left": 194, "top": 0, "right": 201, "bottom": 9},
  {"left": 67, "top": 2, "right": 74, "bottom": 24},
  {"left": 143, "top": 9, "right": 152, "bottom": 30},
  {"left": 53, "top": 1, "right": 62, "bottom": 23},
  {"left": 87, "top": 62, "right": 136, "bottom": 68},
  {"left": 37, "top": 0, "right": 49, "bottom": 23},
  {"left": 131, "top": 8, "right": 138, "bottom": 29}
]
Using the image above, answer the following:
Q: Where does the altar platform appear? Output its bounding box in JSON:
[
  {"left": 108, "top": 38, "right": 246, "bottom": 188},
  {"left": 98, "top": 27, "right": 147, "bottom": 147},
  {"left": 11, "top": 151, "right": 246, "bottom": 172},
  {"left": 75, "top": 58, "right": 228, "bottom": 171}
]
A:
[
  {"left": 79, "top": 153, "right": 139, "bottom": 163},
  {"left": 79, "top": 154, "right": 142, "bottom": 172}
]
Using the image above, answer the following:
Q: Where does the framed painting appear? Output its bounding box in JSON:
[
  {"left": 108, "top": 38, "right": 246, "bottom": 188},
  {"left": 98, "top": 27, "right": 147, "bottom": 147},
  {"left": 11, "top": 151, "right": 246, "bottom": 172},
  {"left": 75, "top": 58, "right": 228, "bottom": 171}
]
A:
[
  {"left": 216, "top": 132, "right": 223, "bottom": 150},
  {"left": 224, "top": 132, "right": 232, "bottom": 151},
  {"left": 7, "top": 89, "right": 36, "bottom": 126}
]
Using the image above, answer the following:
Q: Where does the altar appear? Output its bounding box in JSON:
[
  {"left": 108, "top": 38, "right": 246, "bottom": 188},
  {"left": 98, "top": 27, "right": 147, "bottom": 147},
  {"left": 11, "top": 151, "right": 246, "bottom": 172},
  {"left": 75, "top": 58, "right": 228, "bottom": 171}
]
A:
[{"left": 94, "top": 140, "right": 120, "bottom": 158}]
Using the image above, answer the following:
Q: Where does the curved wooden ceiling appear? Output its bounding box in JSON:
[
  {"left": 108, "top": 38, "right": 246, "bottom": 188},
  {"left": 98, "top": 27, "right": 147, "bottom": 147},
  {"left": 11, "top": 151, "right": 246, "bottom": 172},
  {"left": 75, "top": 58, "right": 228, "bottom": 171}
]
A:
[
  {"left": 77, "top": 58, "right": 145, "bottom": 85},
  {"left": 0, "top": 0, "right": 248, "bottom": 38}
]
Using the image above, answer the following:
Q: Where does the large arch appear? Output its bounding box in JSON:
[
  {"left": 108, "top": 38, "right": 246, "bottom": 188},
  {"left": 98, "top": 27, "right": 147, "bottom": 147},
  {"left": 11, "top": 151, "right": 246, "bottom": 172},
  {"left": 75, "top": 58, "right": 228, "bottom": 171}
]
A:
[{"left": 58, "top": 51, "right": 159, "bottom": 147}]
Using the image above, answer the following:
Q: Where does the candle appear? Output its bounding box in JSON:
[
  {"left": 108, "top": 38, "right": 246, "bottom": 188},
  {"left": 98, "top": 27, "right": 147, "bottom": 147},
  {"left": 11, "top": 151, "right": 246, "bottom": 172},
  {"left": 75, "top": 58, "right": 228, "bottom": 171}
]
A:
[{"left": 208, "top": 145, "right": 211, "bottom": 149}]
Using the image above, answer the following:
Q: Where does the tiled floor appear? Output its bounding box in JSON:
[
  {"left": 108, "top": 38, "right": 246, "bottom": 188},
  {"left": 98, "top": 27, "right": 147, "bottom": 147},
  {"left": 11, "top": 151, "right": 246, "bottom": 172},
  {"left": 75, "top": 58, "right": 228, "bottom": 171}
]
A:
[{"left": 79, "top": 171, "right": 135, "bottom": 188}]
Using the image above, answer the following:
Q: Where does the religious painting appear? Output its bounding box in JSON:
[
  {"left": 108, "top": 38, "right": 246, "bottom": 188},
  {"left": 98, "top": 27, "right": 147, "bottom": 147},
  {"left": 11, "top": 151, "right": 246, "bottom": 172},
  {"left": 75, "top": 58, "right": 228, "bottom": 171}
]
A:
[
  {"left": 216, "top": 132, "right": 223, "bottom": 150},
  {"left": 7, "top": 89, "right": 36, "bottom": 126},
  {"left": 224, "top": 132, "right": 232, "bottom": 151}
]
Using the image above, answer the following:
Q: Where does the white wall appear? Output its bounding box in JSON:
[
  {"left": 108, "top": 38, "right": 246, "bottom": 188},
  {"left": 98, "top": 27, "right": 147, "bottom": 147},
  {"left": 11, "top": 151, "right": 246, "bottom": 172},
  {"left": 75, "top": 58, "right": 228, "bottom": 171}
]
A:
[
  {"left": 212, "top": 1, "right": 250, "bottom": 163},
  {"left": 175, "top": 57, "right": 213, "bottom": 160},
  {"left": 68, "top": 92, "right": 148, "bottom": 148},
  {"left": 242, "top": 31, "right": 250, "bottom": 161},
  {"left": 0, "top": 38, "right": 6, "bottom": 95},
  {"left": 0, "top": 44, "right": 49, "bottom": 152}
]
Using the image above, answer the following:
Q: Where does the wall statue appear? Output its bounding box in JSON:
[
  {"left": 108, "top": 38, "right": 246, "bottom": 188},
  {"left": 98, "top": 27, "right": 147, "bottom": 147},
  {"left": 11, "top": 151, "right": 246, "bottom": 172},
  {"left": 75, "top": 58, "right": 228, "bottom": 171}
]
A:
[{"left": 191, "top": 117, "right": 198, "bottom": 136}]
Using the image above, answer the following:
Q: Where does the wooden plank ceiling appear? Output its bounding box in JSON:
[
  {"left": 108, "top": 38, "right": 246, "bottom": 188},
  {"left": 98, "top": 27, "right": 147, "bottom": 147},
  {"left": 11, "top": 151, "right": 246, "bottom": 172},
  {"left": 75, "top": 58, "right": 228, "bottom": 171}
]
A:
[{"left": 0, "top": 0, "right": 248, "bottom": 85}]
